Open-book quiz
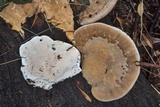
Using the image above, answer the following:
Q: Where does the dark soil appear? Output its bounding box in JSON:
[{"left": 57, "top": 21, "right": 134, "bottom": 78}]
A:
[{"left": 0, "top": 0, "right": 159, "bottom": 107}]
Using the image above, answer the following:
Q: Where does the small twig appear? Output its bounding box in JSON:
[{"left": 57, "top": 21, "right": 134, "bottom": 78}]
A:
[
  {"left": 140, "top": 62, "right": 160, "bottom": 69},
  {"left": 0, "top": 47, "right": 16, "bottom": 57},
  {"left": 35, "top": 26, "right": 54, "bottom": 36}
]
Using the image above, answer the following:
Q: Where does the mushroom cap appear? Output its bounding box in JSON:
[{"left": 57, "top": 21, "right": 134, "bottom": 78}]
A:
[
  {"left": 74, "top": 23, "right": 140, "bottom": 102},
  {"left": 19, "top": 35, "right": 81, "bottom": 90},
  {"left": 79, "top": 0, "right": 117, "bottom": 25}
]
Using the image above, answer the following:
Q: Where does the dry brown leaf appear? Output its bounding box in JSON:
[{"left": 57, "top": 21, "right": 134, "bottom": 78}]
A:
[
  {"left": 0, "top": 0, "right": 74, "bottom": 42},
  {"left": 137, "top": 1, "right": 144, "bottom": 17},
  {"left": 0, "top": 2, "right": 37, "bottom": 38},
  {"left": 39, "top": 0, "right": 74, "bottom": 41},
  {"left": 142, "top": 35, "right": 153, "bottom": 48},
  {"left": 76, "top": 85, "right": 92, "bottom": 103}
]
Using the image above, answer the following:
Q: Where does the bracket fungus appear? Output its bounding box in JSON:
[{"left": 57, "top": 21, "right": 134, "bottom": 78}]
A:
[
  {"left": 19, "top": 35, "right": 81, "bottom": 90},
  {"left": 74, "top": 23, "right": 140, "bottom": 102},
  {"left": 79, "top": 0, "right": 117, "bottom": 25}
]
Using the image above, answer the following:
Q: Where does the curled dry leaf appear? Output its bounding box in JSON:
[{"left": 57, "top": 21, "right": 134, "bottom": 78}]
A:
[{"left": 0, "top": 0, "right": 74, "bottom": 41}]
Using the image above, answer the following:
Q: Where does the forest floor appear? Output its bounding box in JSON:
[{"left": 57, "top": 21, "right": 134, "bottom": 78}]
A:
[{"left": 0, "top": 0, "right": 159, "bottom": 107}]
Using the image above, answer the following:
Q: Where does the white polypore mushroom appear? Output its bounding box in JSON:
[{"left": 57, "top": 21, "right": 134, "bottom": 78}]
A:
[
  {"left": 74, "top": 23, "right": 140, "bottom": 102},
  {"left": 79, "top": 0, "right": 118, "bottom": 25},
  {"left": 19, "top": 35, "right": 81, "bottom": 90}
]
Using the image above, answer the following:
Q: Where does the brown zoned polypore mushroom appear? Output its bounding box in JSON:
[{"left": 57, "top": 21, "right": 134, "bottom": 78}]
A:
[
  {"left": 74, "top": 23, "right": 140, "bottom": 102},
  {"left": 19, "top": 35, "right": 81, "bottom": 90},
  {"left": 79, "top": 0, "right": 117, "bottom": 25}
]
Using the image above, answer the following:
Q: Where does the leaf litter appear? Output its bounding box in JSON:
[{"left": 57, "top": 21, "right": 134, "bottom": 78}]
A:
[{"left": 0, "top": 0, "right": 74, "bottom": 41}]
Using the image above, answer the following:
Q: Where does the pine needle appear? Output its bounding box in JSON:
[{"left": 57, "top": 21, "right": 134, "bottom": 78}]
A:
[
  {"left": 43, "top": 13, "right": 52, "bottom": 32},
  {"left": 31, "top": 5, "right": 40, "bottom": 28},
  {"left": 151, "top": 84, "right": 160, "bottom": 95},
  {"left": 76, "top": 84, "right": 92, "bottom": 103},
  {"left": 0, "top": 58, "right": 21, "bottom": 66}
]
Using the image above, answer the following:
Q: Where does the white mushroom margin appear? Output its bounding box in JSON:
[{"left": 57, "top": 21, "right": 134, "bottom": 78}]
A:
[{"left": 19, "top": 35, "right": 81, "bottom": 90}]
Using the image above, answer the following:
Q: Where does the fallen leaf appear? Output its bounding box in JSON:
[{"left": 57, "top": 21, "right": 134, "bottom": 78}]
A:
[
  {"left": 0, "top": 2, "right": 37, "bottom": 38},
  {"left": 40, "top": 0, "right": 74, "bottom": 41},
  {"left": 142, "top": 35, "right": 153, "bottom": 48},
  {"left": 0, "top": 0, "right": 74, "bottom": 42}
]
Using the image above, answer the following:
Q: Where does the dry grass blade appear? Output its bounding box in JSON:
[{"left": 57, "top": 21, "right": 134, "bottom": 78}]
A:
[
  {"left": 151, "top": 84, "right": 160, "bottom": 95},
  {"left": 142, "top": 35, "right": 153, "bottom": 48},
  {"left": 76, "top": 84, "right": 92, "bottom": 103},
  {"left": 43, "top": 13, "right": 52, "bottom": 32},
  {"left": 0, "top": 58, "right": 21, "bottom": 66},
  {"left": 31, "top": 6, "right": 40, "bottom": 28}
]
